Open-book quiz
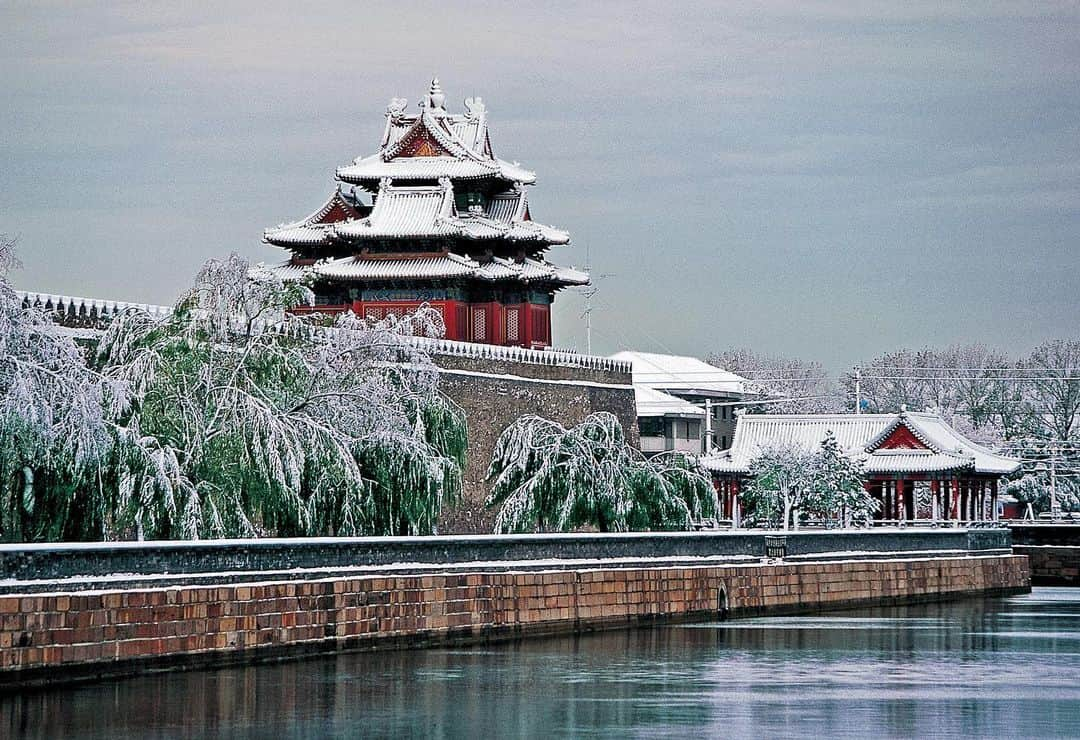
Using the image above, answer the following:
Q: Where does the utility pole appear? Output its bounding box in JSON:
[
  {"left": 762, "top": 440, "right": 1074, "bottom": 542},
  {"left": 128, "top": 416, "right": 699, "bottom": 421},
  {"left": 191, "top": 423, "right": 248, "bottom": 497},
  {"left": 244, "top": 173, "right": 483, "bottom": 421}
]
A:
[
  {"left": 580, "top": 245, "right": 613, "bottom": 356},
  {"left": 854, "top": 366, "right": 862, "bottom": 414},
  {"left": 584, "top": 284, "right": 597, "bottom": 356},
  {"left": 1051, "top": 454, "right": 1060, "bottom": 521},
  {"left": 704, "top": 398, "right": 714, "bottom": 453}
]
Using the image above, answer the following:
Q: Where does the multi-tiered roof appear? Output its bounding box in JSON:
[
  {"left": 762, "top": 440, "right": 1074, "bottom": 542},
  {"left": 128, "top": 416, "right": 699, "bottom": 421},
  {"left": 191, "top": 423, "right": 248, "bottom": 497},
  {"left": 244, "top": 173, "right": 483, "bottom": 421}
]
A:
[{"left": 263, "top": 80, "right": 587, "bottom": 292}]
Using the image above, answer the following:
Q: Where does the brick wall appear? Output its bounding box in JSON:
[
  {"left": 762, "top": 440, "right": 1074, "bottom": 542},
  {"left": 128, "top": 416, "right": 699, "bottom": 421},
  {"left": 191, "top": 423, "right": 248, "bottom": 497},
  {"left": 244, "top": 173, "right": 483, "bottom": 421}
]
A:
[
  {"left": 434, "top": 354, "right": 636, "bottom": 533},
  {"left": 0, "top": 554, "right": 1029, "bottom": 689},
  {"left": 1013, "top": 546, "right": 1080, "bottom": 585}
]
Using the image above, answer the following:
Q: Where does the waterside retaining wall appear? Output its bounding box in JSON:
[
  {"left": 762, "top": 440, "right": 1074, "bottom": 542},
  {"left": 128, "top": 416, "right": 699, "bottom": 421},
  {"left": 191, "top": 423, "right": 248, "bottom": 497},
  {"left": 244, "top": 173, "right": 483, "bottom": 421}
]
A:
[
  {"left": 1013, "top": 546, "right": 1080, "bottom": 585},
  {"left": 1008, "top": 526, "right": 1080, "bottom": 585},
  {"left": 0, "top": 550, "right": 1028, "bottom": 690},
  {"left": 0, "top": 529, "right": 1012, "bottom": 591}
]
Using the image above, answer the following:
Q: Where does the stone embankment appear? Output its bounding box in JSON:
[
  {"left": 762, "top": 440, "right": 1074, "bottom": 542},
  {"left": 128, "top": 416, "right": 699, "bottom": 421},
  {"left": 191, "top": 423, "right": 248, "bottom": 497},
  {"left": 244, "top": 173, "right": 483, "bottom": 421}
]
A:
[
  {"left": 0, "top": 530, "right": 1030, "bottom": 689},
  {"left": 1009, "top": 524, "right": 1080, "bottom": 585}
]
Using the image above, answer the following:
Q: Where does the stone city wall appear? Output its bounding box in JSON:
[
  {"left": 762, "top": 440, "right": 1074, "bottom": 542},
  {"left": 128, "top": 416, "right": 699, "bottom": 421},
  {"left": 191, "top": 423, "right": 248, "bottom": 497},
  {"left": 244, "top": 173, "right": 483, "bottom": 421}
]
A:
[
  {"left": 433, "top": 353, "right": 636, "bottom": 534},
  {"left": 0, "top": 553, "right": 1029, "bottom": 690},
  {"left": 14, "top": 289, "right": 640, "bottom": 537}
]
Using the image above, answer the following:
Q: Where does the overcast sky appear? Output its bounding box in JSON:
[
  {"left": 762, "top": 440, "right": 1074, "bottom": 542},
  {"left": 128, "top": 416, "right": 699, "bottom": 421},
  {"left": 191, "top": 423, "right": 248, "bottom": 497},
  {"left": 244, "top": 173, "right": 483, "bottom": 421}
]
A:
[{"left": 2, "top": 1, "right": 1077, "bottom": 370}]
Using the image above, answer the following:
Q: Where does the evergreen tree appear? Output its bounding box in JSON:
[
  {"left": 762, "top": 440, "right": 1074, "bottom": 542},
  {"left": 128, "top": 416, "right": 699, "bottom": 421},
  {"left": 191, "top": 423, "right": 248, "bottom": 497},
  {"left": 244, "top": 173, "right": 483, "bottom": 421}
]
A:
[{"left": 811, "top": 431, "right": 877, "bottom": 526}]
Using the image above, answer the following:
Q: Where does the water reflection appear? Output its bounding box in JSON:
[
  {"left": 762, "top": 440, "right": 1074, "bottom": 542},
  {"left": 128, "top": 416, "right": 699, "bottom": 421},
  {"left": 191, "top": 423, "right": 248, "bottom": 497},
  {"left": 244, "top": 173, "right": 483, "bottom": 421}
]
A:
[{"left": 4, "top": 589, "right": 1080, "bottom": 738}]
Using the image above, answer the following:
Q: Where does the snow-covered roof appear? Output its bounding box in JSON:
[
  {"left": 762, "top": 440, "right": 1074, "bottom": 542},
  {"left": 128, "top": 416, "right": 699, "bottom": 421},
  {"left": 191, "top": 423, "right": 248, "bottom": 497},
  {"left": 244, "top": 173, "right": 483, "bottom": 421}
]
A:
[
  {"left": 337, "top": 154, "right": 534, "bottom": 184},
  {"left": 266, "top": 181, "right": 568, "bottom": 248},
  {"left": 609, "top": 351, "right": 751, "bottom": 398},
  {"left": 335, "top": 80, "right": 536, "bottom": 186},
  {"left": 262, "top": 189, "right": 368, "bottom": 247},
  {"left": 262, "top": 253, "right": 589, "bottom": 288},
  {"left": 700, "top": 412, "right": 1021, "bottom": 476},
  {"left": 634, "top": 385, "right": 705, "bottom": 419}
]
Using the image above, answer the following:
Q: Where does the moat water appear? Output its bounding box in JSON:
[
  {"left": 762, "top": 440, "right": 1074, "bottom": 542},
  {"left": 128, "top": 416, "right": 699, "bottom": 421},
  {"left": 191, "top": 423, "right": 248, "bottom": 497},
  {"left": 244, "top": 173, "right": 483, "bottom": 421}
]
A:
[{"left": 4, "top": 588, "right": 1080, "bottom": 738}]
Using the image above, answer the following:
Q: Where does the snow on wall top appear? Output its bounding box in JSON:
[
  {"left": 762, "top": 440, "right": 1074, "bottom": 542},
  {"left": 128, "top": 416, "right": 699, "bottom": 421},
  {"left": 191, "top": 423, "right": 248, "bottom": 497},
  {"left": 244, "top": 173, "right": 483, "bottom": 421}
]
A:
[
  {"left": 17, "top": 291, "right": 173, "bottom": 322},
  {"left": 15, "top": 288, "right": 627, "bottom": 374}
]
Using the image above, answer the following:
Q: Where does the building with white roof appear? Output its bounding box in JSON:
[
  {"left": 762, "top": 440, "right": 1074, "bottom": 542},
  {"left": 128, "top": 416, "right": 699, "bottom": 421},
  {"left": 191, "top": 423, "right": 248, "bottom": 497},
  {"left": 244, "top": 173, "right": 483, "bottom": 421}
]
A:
[
  {"left": 633, "top": 385, "right": 706, "bottom": 456},
  {"left": 261, "top": 79, "right": 587, "bottom": 348},
  {"left": 610, "top": 350, "right": 754, "bottom": 454},
  {"left": 701, "top": 411, "right": 1021, "bottom": 524}
]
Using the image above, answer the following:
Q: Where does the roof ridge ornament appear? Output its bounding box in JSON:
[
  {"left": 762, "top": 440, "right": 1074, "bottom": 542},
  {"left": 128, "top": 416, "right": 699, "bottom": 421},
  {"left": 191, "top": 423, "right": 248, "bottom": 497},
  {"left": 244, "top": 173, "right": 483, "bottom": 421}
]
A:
[
  {"left": 427, "top": 78, "right": 447, "bottom": 114},
  {"left": 464, "top": 96, "right": 486, "bottom": 119},
  {"left": 386, "top": 97, "right": 408, "bottom": 120}
]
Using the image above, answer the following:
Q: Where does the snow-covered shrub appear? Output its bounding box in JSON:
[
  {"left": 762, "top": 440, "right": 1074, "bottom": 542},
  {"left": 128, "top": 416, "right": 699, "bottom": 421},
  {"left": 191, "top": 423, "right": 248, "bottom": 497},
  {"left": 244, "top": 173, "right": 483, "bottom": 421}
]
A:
[
  {"left": 485, "top": 412, "right": 716, "bottom": 533},
  {"left": 93, "top": 254, "right": 467, "bottom": 539},
  {"left": 1006, "top": 473, "right": 1079, "bottom": 516}
]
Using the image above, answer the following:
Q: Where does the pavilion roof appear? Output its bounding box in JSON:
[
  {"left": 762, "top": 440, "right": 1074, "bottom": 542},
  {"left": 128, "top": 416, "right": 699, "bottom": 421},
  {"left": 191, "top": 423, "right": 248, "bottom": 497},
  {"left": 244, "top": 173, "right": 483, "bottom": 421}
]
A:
[
  {"left": 260, "top": 253, "right": 588, "bottom": 288},
  {"left": 700, "top": 412, "right": 1021, "bottom": 476},
  {"left": 335, "top": 80, "right": 536, "bottom": 186},
  {"left": 262, "top": 189, "right": 368, "bottom": 247},
  {"left": 265, "top": 180, "right": 569, "bottom": 248}
]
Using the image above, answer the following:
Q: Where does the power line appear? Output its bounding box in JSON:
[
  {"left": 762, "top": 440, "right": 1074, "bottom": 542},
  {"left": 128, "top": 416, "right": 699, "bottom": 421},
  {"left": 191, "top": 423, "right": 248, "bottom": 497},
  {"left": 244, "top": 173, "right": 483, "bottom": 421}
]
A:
[
  {"left": 858, "top": 375, "right": 1077, "bottom": 381},
  {"left": 859, "top": 366, "right": 1080, "bottom": 371}
]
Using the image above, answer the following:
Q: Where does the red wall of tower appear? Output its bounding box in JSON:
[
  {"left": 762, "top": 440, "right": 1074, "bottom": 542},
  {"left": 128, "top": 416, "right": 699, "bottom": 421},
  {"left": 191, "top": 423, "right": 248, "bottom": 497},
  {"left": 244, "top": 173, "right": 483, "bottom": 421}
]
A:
[{"left": 293, "top": 300, "right": 552, "bottom": 348}]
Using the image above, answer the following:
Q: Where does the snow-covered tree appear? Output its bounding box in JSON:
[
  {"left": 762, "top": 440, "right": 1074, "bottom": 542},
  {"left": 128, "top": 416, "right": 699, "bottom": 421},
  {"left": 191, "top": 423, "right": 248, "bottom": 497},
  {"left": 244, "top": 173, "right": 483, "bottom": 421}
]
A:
[
  {"left": 93, "top": 254, "right": 466, "bottom": 539},
  {"left": 1027, "top": 339, "right": 1080, "bottom": 441},
  {"left": 708, "top": 348, "right": 842, "bottom": 413},
  {"left": 811, "top": 432, "right": 877, "bottom": 527},
  {"left": 485, "top": 412, "right": 716, "bottom": 533},
  {"left": 0, "top": 235, "right": 124, "bottom": 541},
  {"left": 740, "top": 444, "right": 819, "bottom": 530},
  {"left": 741, "top": 433, "right": 877, "bottom": 530}
]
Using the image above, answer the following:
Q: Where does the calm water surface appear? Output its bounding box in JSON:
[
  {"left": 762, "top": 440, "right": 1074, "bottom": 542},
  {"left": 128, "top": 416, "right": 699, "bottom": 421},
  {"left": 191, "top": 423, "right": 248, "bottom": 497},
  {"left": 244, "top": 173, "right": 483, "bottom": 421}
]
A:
[{"left": 4, "top": 588, "right": 1080, "bottom": 739}]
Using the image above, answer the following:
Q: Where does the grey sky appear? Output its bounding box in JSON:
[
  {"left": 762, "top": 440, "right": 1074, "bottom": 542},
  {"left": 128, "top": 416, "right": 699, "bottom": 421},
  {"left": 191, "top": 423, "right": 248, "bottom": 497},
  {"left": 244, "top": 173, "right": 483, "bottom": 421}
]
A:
[{"left": 2, "top": 1, "right": 1077, "bottom": 370}]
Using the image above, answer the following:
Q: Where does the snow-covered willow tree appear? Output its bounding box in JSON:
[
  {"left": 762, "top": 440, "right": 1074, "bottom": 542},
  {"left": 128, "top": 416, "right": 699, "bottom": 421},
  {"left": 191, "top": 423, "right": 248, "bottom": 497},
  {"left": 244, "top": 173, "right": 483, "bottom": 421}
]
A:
[
  {"left": 741, "top": 433, "right": 876, "bottom": 530},
  {"left": 485, "top": 412, "right": 716, "bottom": 533},
  {"left": 0, "top": 236, "right": 125, "bottom": 541},
  {"left": 94, "top": 254, "right": 466, "bottom": 539}
]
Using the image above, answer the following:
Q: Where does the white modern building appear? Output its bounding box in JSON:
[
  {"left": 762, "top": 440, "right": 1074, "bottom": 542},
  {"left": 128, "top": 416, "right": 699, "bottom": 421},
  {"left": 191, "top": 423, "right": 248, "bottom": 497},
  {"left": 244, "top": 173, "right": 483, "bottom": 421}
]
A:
[{"left": 610, "top": 351, "right": 753, "bottom": 455}]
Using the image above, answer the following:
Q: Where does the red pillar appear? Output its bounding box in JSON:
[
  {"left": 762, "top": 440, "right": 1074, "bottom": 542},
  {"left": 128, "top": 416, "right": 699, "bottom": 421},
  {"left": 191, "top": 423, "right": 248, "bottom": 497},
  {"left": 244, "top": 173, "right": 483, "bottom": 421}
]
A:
[
  {"left": 951, "top": 477, "right": 960, "bottom": 522},
  {"left": 896, "top": 478, "right": 906, "bottom": 521},
  {"left": 931, "top": 479, "right": 940, "bottom": 521}
]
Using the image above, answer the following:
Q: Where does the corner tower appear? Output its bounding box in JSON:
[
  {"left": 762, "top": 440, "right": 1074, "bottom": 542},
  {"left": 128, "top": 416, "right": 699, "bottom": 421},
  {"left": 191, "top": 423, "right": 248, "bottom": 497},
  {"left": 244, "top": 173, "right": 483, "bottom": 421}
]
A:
[{"left": 262, "top": 79, "right": 588, "bottom": 348}]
